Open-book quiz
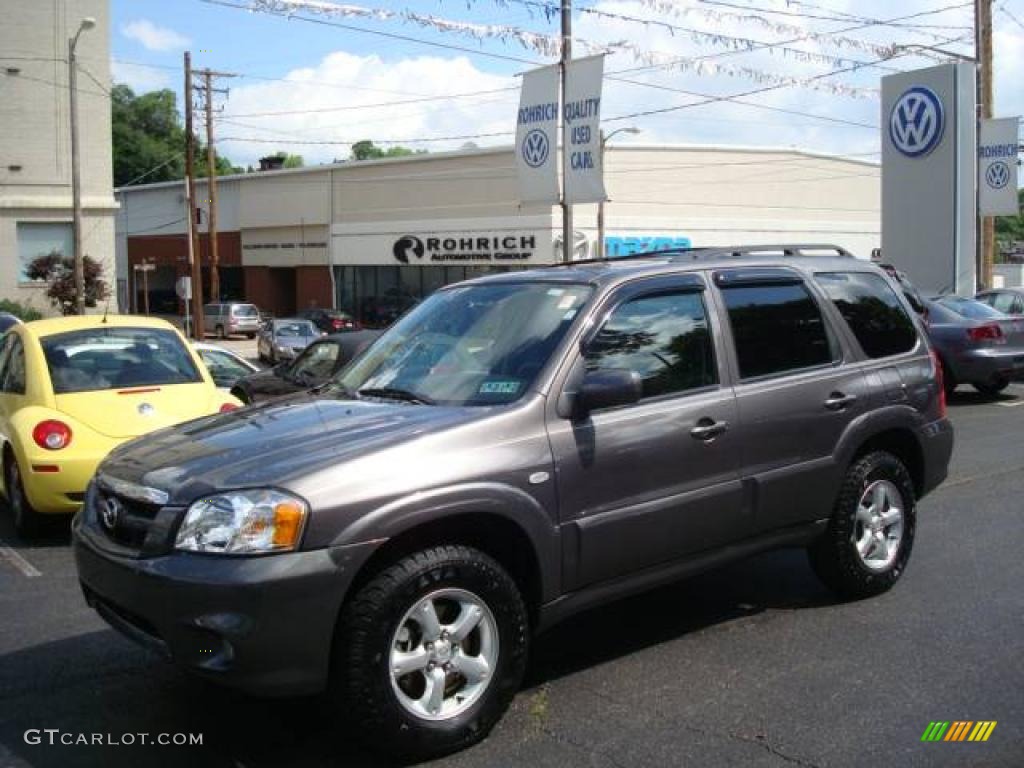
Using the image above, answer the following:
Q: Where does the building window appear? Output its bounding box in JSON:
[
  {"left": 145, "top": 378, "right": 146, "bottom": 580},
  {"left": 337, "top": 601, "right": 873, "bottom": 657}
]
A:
[{"left": 16, "top": 222, "right": 72, "bottom": 283}]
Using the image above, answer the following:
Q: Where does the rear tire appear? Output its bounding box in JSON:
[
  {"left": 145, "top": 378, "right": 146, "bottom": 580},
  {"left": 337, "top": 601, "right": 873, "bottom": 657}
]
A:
[
  {"left": 974, "top": 377, "right": 1009, "bottom": 396},
  {"left": 215, "top": 324, "right": 225, "bottom": 340},
  {"left": 5, "top": 456, "right": 42, "bottom": 539},
  {"left": 334, "top": 545, "right": 528, "bottom": 761},
  {"left": 940, "top": 360, "right": 957, "bottom": 397},
  {"left": 809, "top": 451, "right": 916, "bottom": 600}
]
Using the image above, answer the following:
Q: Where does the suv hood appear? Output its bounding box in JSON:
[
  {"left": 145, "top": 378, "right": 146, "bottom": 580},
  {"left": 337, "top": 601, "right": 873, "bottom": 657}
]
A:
[{"left": 98, "top": 394, "right": 490, "bottom": 505}]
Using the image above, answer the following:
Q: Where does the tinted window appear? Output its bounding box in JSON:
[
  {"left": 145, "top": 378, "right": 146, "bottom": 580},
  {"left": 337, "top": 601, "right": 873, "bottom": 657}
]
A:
[
  {"left": 275, "top": 320, "right": 317, "bottom": 338},
  {"left": 722, "top": 282, "right": 834, "bottom": 379},
  {"left": 3, "top": 337, "right": 26, "bottom": 394},
  {"left": 231, "top": 304, "right": 258, "bottom": 317},
  {"left": 41, "top": 327, "right": 202, "bottom": 393},
  {"left": 585, "top": 291, "right": 716, "bottom": 399},
  {"left": 292, "top": 341, "right": 341, "bottom": 380},
  {"left": 816, "top": 272, "right": 918, "bottom": 358},
  {"left": 199, "top": 349, "right": 252, "bottom": 383},
  {"left": 936, "top": 297, "right": 1003, "bottom": 319}
]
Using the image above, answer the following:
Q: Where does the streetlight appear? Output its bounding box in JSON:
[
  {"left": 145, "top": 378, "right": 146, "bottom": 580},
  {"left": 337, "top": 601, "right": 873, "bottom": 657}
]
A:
[
  {"left": 69, "top": 16, "right": 96, "bottom": 315},
  {"left": 597, "top": 127, "right": 641, "bottom": 259}
]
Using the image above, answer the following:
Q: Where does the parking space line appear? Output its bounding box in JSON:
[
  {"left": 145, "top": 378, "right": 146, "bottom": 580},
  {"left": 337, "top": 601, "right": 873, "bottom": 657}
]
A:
[
  {"left": 0, "top": 539, "right": 42, "bottom": 578},
  {"left": 996, "top": 400, "right": 1024, "bottom": 408}
]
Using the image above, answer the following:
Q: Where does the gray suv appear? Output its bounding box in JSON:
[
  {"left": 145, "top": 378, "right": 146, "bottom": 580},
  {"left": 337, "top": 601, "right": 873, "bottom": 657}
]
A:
[{"left": 73, "top": 245, "right": 953, "bottom": 760}]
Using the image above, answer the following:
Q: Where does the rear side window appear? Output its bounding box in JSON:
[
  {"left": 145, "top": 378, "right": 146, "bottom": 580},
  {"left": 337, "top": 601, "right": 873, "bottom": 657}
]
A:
[
  {"left": 585, "top": 291, "right": 717, "bottom": 399},
  {"left": 988, "top": 292, "right": 1018, "bottom": 314},
  {"left": 721, "top": 283, "right": 834, "bottom": 379},
  {"left": 815, "top": 272, "right": 918, "bottom": 359},
  {"left": 2, "top": 336, "right": 26, "bottom": 394}
]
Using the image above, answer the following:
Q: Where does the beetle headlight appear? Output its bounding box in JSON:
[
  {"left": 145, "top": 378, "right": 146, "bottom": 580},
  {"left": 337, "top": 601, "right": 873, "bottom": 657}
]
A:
[{"left": 175, "top": 489, "right": 308, "bottom": 554}]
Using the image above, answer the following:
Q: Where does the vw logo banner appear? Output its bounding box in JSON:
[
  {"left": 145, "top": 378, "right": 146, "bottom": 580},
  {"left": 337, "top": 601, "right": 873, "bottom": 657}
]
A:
[
  {"left": 978, "top": 117, "right": 1020, "bottom": 216},
  {"left": 515, "top": 64, "right": 560, "bottom": 204}
]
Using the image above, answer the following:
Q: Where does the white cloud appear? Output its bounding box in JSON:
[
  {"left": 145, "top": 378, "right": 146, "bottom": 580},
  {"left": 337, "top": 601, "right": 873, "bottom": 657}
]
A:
[
  {"left": 121, "top": 19, "right": 189, "bottom": 52},
  {"left": 216, "top": 52, "right": 518, "bottom": 166},
  {"left": 111, "top": 59, "right": 171, "bottom": 93}
]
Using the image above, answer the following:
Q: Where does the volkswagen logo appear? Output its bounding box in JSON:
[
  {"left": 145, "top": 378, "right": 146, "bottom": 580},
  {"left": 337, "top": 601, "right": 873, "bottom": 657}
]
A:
[
  {"left": 889, "top": 86, "right": 944, "bottom": 159},
  {"left": 986, "top": 160, "right": 1010, "bottom": 190},
  {"left": 100, "top": 496, "right": 122, "bottom": 530},
  {"left": 137, "top": 402, "right": 155, "bottom": 416},
  {"left": 521, "top": 129, "right": 550, "bottom": 168}
]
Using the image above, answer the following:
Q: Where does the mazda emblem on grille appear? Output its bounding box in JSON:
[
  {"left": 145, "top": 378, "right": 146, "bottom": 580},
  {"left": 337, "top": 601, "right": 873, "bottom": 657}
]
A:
[{"left": 101, "top": 497, "right": 123, "bottom": 530}]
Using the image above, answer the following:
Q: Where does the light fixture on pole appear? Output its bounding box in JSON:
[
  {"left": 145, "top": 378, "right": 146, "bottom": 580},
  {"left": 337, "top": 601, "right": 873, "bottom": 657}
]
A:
[
  {"left": 69, "top": 16, "right": 96, "bottom": 315},
  {"left": 597, "top": 127, "right": 641, "bottom": 259}
]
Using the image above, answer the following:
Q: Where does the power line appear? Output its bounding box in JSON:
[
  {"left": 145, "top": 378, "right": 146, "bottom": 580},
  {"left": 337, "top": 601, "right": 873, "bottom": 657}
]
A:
[
  {"left": 119, "top": 153, "right": 185, "bottom": 186},
  {"left": 217, "top": 131, "right": 512, "bottom": 145},
  {"left": 219, "top": 86, "right": 518, "bottom": 118},
  {"left": 1001, "top": 4, "right": 1024, "bottom": 31}
]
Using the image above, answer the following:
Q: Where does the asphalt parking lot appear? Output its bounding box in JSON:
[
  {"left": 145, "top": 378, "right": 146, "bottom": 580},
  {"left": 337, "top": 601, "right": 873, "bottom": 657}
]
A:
[{"left": 0, "top": 386, "right": 1022, "bottom": 768}]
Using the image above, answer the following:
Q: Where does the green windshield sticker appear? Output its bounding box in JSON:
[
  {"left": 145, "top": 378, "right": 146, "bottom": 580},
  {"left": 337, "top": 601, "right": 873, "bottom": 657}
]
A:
[{"left": 479, "top": 380, "right": 521, "bottom": 395}]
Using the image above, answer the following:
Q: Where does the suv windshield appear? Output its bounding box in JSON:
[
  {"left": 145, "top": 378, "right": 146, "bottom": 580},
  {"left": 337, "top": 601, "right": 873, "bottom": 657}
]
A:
[
  {"left": 42, "top": 327, "right": 202, "bottom": 393},
  {"left": 335, "top": 282, "right": 593, "bottom": 406}
]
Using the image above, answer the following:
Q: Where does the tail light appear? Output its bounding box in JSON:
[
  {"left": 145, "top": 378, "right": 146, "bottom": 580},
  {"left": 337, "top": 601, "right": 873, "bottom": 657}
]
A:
[
  {"left": 930, "top": 349, "right": 947, "bottom": 418},
  {"left": 331, "top": 318, "right": 346, "bottom": 329},
  {"left": 966, "top": 323, "right": 1004, "bottom": 343},
  {"left": 219, "top": 403, "right": 240, "bottom": 413},
  {"left": 33, "top": 420, "right": 72, "bottom": 450}
]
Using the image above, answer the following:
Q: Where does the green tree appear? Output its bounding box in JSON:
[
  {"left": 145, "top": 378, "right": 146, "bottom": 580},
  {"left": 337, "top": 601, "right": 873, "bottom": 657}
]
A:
[
  {"left": 350, "top": 140, "right": 423, "bottom": 161},
  {"left": 994, "top": 188, "right": 1024, "bottom": 244},
  {"left": 267, "top": 151, "right": 304, "bottom": 168},
  {"left": 112, "top": 84, "right": 240, "bottom": 186},
  {"left": 25, "top": 251, "right": 109, "bottom": 315}
]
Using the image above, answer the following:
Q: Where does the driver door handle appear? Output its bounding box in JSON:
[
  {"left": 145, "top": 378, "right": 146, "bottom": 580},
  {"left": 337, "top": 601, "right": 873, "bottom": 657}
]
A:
[
  {"left": 824, "top": 392, "right": 858, "bottom": 411},
  {"left": 690, "top": 418, "right": 729, "bottom": 441}
]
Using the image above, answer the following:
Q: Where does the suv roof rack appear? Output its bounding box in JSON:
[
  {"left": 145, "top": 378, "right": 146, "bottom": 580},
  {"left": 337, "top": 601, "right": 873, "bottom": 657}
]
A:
[{"left": 546, "top": 244, "right": 854, "bottom": 268}]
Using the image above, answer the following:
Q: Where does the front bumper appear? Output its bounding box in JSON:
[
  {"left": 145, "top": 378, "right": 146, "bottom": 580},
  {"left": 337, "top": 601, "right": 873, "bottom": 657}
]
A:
[{"left": 73, "top": 514, "right": 379, "bottom": 696}]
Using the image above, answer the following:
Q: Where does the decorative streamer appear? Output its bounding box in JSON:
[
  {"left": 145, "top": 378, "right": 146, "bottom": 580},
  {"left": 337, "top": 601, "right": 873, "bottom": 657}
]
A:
[{"left": 245, "top": 0, "right": 879, "bottom": 98}]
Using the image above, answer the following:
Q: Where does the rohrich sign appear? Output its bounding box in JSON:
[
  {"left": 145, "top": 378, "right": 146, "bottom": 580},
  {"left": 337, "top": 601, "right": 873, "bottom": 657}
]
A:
[{"left": 881, "top": 63, "right": 976, "bottom": 296}]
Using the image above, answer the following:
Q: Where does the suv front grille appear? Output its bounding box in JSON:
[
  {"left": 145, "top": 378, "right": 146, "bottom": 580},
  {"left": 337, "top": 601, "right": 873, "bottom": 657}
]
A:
[{"left": 86, "top": 483, "right": 181, "bottom": 556}]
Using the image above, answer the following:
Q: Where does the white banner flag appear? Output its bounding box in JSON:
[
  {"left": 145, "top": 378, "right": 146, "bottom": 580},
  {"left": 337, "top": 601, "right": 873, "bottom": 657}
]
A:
[
  {"left": 563, "top": 54, "right": 606, "bottom": 205},
  {"left": 515, "top": 64, "right": 560, "bottom": 204},
  {"left": 979, "top": 117, "right": 1020, "bottom": 216}
]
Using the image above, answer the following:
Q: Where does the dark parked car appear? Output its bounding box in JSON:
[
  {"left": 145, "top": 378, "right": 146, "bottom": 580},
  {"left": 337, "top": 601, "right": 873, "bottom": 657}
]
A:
[
  {"left": 231, "top": 330, "right": 380, "bottom": 404},
  {"left": 74, "top": 245, "right": 952, "bottom": 761},
  {"left": 976, "top": 287, "right": 1024, "bottom": 316},
  {"left": 925, "top": 295, "right": 1024, "bottom": 396},
  {"left": 256, "top": 318, "right": 320, "bottom": 363},
  {"left": 298, "top": 307, "right": 361, "bottom": 334},
  {"left": 0, "top": 313, "right": 22, "bottom": 334}
]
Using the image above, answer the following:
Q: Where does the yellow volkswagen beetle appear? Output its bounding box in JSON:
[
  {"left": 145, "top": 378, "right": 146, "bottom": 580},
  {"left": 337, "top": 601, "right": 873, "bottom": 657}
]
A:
[{"left": 0, "top": 315, "right": 240, "bottom": 536}]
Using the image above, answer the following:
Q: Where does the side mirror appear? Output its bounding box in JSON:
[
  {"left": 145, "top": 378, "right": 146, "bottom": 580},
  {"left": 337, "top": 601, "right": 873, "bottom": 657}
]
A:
[{"left": 577, "top": 369, "right": 642, "bottom": 416}]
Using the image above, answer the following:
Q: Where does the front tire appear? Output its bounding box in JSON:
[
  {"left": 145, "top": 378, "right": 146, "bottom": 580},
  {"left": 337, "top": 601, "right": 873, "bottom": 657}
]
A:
[
  {"left": 334, "top": 545, "right": 528, "bottom": 761},
  {"left": 809, "top": 451, "right": 916, "bottom": 600},
  {"left": 5, "top": 457, "right": 42, "bottom": 539}
]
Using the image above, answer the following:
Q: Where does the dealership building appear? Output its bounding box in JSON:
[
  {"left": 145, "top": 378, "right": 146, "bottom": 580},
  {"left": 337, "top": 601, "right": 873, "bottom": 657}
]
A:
[{"left": 115, "top": 144, "right": 881, "bottom": 324}]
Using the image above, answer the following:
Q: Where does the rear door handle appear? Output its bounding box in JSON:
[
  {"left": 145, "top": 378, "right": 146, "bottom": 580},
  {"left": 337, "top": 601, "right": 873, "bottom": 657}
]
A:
[
  {"left": 690, "top": 418, "right": 729, "bottom": 441},
  {"left": 824, "top": 392, "right": 858, "bottom": 411}
]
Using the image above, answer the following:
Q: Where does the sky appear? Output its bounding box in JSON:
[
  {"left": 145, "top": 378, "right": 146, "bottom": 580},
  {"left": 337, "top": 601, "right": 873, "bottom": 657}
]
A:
[{"left": 108, "top": 0, "right": 1024, "bottom": 170}]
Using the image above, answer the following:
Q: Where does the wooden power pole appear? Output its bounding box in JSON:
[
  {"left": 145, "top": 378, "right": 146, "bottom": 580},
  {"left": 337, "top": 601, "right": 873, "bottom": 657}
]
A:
[
  {"left": 184, "top": 52, "right": 204, "bottom": 339},
  {"left": 560, "top": 0, "right": 572, "bottom": 263},
  {"left": 194, "top": 68, "right": 235, "bottom": 303},
  {"left": 977, "top": 0, "right": 995, "bottom": 288}
]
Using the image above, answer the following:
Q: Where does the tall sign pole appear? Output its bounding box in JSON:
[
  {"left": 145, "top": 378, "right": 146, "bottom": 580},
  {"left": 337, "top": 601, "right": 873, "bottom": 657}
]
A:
[
  {"left": 560, "top": 0, "right": 572, "bottom": 263},
  {"left": 184, "top": 52, "right": 204, "bottom": 339}
]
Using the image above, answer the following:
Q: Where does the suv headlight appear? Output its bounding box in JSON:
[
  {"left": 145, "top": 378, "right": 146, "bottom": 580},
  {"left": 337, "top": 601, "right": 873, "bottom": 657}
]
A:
[{"left": 175, "top": 489, "right": 308, "bottom": 554}]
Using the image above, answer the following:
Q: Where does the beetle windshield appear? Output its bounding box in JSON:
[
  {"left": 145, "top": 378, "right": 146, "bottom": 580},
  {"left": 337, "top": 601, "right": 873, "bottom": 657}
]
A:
[{"left": 334, "top": 282, "right": 593, "bottom": 406}]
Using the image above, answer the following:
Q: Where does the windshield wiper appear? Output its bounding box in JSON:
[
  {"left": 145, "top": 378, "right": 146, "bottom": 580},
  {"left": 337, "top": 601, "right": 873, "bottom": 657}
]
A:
[{"left": 357, "top": 387, "right": 435, "bottom": 405}]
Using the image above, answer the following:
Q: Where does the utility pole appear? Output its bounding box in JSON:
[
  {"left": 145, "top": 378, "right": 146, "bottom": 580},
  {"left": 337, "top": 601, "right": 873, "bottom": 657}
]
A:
[
  {"left": 184, "top": 52, "right": 204, "bottom": 339},
  {"left": 68, "top": 17, "right": 95, "bottom": 315},
  {"left": 195, "top": 68, "right": 235, "bottom": 302},
  {"left": 560, "top": 0, "right": 572, "bottom": 263},
  {"left": 977, "top": 0, "right": 995, "bottom": 288}
]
